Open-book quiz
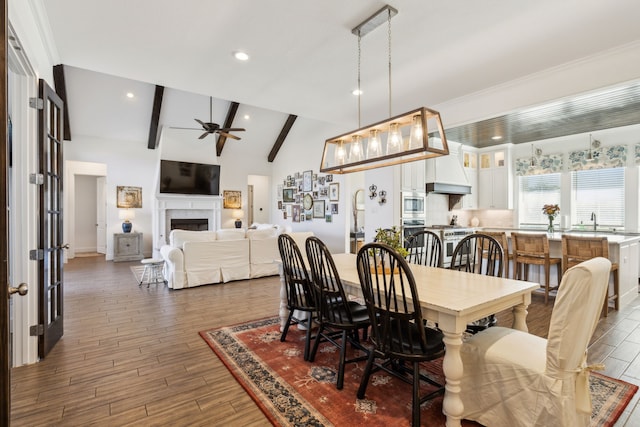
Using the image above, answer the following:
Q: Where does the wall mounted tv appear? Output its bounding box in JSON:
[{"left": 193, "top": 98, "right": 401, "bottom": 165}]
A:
[{"left": 159, "top": 160, "right": 220, "bottom": 195}]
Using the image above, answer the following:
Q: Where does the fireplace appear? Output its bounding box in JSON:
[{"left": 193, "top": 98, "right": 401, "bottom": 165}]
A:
[{"left": 171, "top": 218, "right": 209, "bottom": 231}]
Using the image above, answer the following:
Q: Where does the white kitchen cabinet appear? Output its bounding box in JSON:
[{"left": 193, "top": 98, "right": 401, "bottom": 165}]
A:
[
  {"left": 401, "top": 160, "right": 426, "bottom": 192},
  {"left": 478, "top": 147, "right": 512, "bottom": 209},
  {"left": 461, "top": 149, "right": 478, "bottom": 209}
]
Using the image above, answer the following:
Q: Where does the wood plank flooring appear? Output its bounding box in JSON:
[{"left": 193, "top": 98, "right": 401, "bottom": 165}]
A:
[{"left": 10, "top": 256, "right": 640, "bottom": 426}]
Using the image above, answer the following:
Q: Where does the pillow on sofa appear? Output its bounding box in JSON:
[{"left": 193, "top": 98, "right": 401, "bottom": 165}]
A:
[
  {"left": 247, "top": 228, "right": 278, "bottom": 240},
  {"left": 170, "top": 230, "right": 217, "bottom": 248},
  {"left": 216, "top": 228, "right": 247, "bottom": 240}
]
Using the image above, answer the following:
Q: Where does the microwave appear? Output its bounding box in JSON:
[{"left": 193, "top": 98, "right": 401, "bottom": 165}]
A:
[{"left": 401, "top": 192, "right": 426, "bottom": 218}]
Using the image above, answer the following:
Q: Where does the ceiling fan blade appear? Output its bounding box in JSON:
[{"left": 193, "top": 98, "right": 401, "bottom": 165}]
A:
[
  {"left": 170, "top": 127, "right": 202, "bottom": 131},
  {"left": 220, "top": 128, "right": 246, "bottom": 132},
  {"left": 218, "top": 131, "right": 241, "bottom": 140},
  {"left": 195, "top": 118, "right": 205, "bottom": 127},
  {"left": 198, "top": 132, "right": 209, "bottom": 140}
]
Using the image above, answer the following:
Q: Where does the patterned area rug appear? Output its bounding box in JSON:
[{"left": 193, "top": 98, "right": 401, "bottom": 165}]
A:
[{"left": 200, "top": 317, "right": 638, "bottom": 427}]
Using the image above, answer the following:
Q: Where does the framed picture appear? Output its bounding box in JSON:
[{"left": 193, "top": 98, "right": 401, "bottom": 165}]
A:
[
  {"left": 329, "top": 183, "right": 339, "bottom": 201},
  {"left": 117, "top": 186, "right": 142, "bottom": 208},
  {"left": 285, "top": 204, "right": 292, "bottom": 218},
  {"left": 292, "top": 205, "right": 301, "bottom": 222},
  {"left": 313, "top": 199, "right": 325, "bottom": 218},
  {"left": 326, "top": 174, "right": 333, "bottom": 183},
  {"left": 276, "top": 184, "right": 283, "bottom": 201},
  {"left": 325, "top": 214, "right": 332, "bottom": 223},
  {"left": 283, "top": 188, "right": 294, "bottom": 202},
  {"left": 303, "top": 170, "right": 313, "bottom": 192},
  {"left": 318, "top": 176, "right": 326, "bottom": 185},
  {"left": 305, "top": 212, "right": 312, "bottom": 221},
  {"left": 277, "top": 201, "right": 283, "bottom": 210},
  {"left": 223, "top": 190, "right": 242, "bottom": 209},
  {"left": 331, "top": 203, "right": 338, "bottom": 214}
]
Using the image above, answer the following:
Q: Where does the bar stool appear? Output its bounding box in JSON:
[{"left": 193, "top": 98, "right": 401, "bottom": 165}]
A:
[
  {"left": 561, "top": 235, "right": 619, "bottom": 316},
  {"left": 139, "top": 258, "right": 166, "bottom": 287},
  {"left": 482, "top": 231, "right": 514, "bottom": 278},
  {"left": 511, "top": 233, "right": 562, "bottom": 304}
]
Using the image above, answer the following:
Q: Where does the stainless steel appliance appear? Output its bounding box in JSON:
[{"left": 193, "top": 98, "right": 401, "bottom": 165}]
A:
[
  {"left": 401, "top": 191, "right": 426, "bottom": 219},
  {"left": 402, "top": 218, "right": 426, "bottom": 244},
  {"left": 425, "top": 225, "right": 475, "bottom": 267}
]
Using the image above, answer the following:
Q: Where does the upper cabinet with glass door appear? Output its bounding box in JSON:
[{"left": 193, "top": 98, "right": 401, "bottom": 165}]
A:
[
  {"left": 461, "top": 148, "right": 478, "bottom": 209},
  {"left": 478, "top": 146, "right": 513, "bottom": 209}
]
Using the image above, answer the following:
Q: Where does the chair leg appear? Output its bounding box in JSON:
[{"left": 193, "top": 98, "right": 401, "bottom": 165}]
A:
[
  {"left": 336, "top": 330, "right": 348, "bottom": 390},
  {"left": 544, "top": 263, "right": 550, "bottom": 305},
  {"left": 614, "top": 269, "right": 620, "bottom": 310},
  {"left": 303, "top": 314, "right": 314, "bottom": 361},
  {"left": 357, "top": 350, "right": 377, "bottom": 399},
  {"left": 308, "top": 324, "right": 325, "bottom": 362},
  {"left": 280, "top": 310, "right": 295, "bottom": 342},
  {"left": 412, "top": 361, "right": 421, "bottom": 427}
]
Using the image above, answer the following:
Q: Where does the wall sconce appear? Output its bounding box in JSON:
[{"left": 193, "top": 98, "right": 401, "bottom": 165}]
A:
[
  {"left": 378, "top": 190, "right": 387, "bottom": 205},
  {"left": 320, "top": 107, "right": 450, "bottom": 173},
  {"left": 118, "top": 209, "right": 135, "bottom": 233},
  {"left": 369, "top": 184, "right": 377, "bottom": 199}
]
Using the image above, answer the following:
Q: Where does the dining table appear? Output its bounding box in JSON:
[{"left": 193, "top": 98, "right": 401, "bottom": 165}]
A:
[{"left": 278, "top": 252, "right": 540, "bottom": 427}]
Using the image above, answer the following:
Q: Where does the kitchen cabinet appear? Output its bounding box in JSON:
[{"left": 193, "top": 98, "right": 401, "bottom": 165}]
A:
[
  {"left": 478, "top": 147, "right": 512, "bottom": 209},
  {"left": 401, "top": 160, "right": 426, "bottom": 192},
  {"left": 113, "top": 232, "right": 144, "bottom": 262},
  {"left": 461, "top": 149, "right": 478, "bottom": 209}
]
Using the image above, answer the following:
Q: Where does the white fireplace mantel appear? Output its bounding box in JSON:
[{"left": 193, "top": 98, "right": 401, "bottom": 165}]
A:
[{"left": 153, "top": 194, "right": 222, "bottom": 255}]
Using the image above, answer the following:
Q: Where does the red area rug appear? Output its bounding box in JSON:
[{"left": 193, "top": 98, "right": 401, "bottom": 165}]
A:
[{"left": 200, "top": 317, "right": 637, "bottom": 426}]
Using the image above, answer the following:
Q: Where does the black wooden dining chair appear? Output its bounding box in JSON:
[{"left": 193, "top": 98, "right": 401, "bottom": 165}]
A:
[
  {"left": 356, "top": 242, "right": 445, "bottom": 427},
  {"left": 305, "top": 236, "right": 370, "bottom": 390},
  {"left": 277, "top": 233, "right": 317, "bottom": 361},
  {"left": 405, "top": 229, "right": 443, "bottom": 267},
  {"left": 449, "top": 233, "right": 504, "bottom": 333}
]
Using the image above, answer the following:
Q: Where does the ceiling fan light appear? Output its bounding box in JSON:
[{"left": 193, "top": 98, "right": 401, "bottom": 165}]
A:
[{"left": 233, "top": 51, "right": 249, "bottom": 61}]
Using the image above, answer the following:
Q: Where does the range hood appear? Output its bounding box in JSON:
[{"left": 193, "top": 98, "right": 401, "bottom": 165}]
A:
[{"left": 425, "top": 141, "right": 471, "bottom": 195}]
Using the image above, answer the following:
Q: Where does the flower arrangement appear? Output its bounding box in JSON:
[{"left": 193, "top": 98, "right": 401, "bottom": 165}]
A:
[
  {"left": 373, "top": 226, "right": 409, "bottom": 258},
  {"left": 542, "top": 204, "right": 560, "bottom": 232}
]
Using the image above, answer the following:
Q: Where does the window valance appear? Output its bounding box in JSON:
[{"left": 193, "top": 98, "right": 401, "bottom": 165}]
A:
[
  {"left": 635, "top": 144, "right": 640, "bottom": 164},
  {"left": 567, "top": 145, "right": 626, "bottom": 171},
  {"left": 515, "top": 154, "right": 563, "bottom": 176}
]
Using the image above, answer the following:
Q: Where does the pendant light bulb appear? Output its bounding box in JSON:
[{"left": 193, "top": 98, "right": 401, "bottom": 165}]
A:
[
  {"left": 349, "top": 135, "right": 364, "bottom": 162},
  {"left": 408, "top": 115, "right": 423, "bottom": 149},
  {"left": 334, "top": 140, "right": 346, "bottom": 166},
  {"left": 366, "top": 129, "right": 381, "bottom": 159},
  {"left": 386, "top": 123, "right": 401, "bottom": 155}
]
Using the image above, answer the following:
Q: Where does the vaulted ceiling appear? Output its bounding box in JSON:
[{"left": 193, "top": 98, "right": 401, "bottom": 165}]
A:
[{"left": 38, "top": 1, "right": 640, "bottom": 151}]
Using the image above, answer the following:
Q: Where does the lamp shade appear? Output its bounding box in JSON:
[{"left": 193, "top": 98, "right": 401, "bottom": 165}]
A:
[
  {"left": 118, "top": 209, "right": 135, "bottom": 221},
  {"left": 234, "top": 209, "right": 244, "bottom": 220}
]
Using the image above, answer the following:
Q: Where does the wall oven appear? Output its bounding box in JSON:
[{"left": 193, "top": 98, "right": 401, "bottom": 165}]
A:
[{"left": 401, "top": 192, "right": 426, "bottom": 219}]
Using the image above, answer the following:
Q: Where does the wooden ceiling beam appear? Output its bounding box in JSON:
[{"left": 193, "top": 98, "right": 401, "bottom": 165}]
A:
[
  {"left": 52, "top": 64, "right": 71, "bottom": 141},
  {"left": 147, "top": 85, "right": 164, "bottom": 149},
  {"left": 216, "top": 101, "right": 239, "bottom": 156},
  {"left": 268, "top": 114, "right": 297, "bottom": 162}
]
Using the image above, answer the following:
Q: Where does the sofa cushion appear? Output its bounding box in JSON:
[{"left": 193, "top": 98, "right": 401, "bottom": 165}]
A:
[
  {"left": 216, "top": 229, "right": 247, "bottom": 240},
  {"left": 170, "top": 230, "right": 217, "bottom": 248},
  {"left": 247, "top": 228, "right": 278, "bottom": 240}
]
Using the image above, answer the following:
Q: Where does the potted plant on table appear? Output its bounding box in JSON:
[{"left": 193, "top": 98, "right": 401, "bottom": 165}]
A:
[{"left": 371, "top": 227, "right": 408, "bottom": 274}]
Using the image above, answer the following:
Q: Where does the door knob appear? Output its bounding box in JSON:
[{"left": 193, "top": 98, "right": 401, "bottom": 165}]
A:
[
  {"left": 58, "top": 243, "right": 70, "bottom": 250},
  {"left": 9, "top": 283, "right": 28, "bottom": 296}
]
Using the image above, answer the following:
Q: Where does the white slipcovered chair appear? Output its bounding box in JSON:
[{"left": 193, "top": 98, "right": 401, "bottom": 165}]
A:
[{"left": 459, "top": 257, "right": 611, "bottom": 426}]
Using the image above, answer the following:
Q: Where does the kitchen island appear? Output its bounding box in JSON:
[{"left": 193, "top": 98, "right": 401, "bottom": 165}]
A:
[{"left": 481, "top": 228, "right": 640, "bottom": 309}]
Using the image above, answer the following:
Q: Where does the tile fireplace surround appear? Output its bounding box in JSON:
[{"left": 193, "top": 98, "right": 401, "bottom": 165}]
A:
[{"left": 153, "top": 194, "right": 222, "bottom": 257}]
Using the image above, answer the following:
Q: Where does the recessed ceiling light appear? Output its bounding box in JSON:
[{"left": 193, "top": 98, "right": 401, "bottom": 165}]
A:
[
  {"left": 234, "top": 51, "right": 249, "bottom": 61},
  {"left": 244, "top": 114, "right": 250, "bottom": 120},
  {"left": 126, "top": 92, "right": 135, "bottom": 99},
  {"left": 491, "top": 135, "right": 502, "bottom": 140},
  {"left": 352, "top": 89, "right": 363, "bottom": 96}
]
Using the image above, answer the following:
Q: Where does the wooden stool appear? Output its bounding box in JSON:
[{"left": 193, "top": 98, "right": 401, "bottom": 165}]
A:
[
  {"left": 512, "top": 233, "right": 562, "bottom": 304},
  {"left": 482, "top": 231, "right": 514, "bottom": 278},
  {"left": 139, "top": 258, "right": 166, "bottom": 287},
  {"left": 561, "top": 235, "right": 619, "bottom": 316}
]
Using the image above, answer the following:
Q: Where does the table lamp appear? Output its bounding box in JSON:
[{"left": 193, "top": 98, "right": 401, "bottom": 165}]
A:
[
  {"left": 119, "top": 209, "right": 135, "bottom": 233},
  {"left": 234, "top": 209, "right": 244, "bottom": 229}
]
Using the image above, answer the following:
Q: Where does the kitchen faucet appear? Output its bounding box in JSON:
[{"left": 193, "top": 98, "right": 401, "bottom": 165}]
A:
[{"left": 590, "top": 212, "right": 597, "bottom": 231}]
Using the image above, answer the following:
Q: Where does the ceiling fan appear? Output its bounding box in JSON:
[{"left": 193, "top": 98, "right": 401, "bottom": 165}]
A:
[{"left": 174, "top": 96, "right": 245, "bottom": 140}]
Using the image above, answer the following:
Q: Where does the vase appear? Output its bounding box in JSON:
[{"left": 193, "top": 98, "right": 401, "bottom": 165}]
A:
[{"left": 547, "top": 217, "right": 554, "bottom": 233}]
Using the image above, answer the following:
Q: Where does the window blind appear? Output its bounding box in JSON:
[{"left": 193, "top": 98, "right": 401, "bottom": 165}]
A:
[{"left": 571, "top": 168, "right": 625, "bottom": 229}]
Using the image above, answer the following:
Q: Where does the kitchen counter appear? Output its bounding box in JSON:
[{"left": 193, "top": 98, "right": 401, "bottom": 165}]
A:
[{"left": 479, "top": 227, "right": 640, "bottom": 309}]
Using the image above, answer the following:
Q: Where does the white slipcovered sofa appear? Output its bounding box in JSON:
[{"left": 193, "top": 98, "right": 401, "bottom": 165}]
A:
[{"left": 160, "top": 227, "right": 312, "bottom": 290}]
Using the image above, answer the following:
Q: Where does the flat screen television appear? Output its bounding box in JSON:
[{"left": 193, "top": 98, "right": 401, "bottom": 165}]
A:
[{"left": 159, "top": 160, "right": 220, "bottom": 195}]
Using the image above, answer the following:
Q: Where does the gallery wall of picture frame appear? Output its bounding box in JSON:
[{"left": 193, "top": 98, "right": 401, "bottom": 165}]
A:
[{"left": 278, "top": 170, "right": 339, "bottom": 223}]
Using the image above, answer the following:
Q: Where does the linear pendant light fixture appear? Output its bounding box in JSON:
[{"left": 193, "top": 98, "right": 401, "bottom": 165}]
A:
[{"left": 320, "top": 5, "right": 449, "bottom": 174}]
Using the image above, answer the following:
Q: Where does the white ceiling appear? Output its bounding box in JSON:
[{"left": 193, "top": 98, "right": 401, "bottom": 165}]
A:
[{"left": 38, "top": 1, "right": 640, "bottom": 146}]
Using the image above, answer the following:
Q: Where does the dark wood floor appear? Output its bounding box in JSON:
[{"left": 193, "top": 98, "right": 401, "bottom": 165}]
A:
[{"left": 9, "top": 256, "right": 640, "bottom": 426}]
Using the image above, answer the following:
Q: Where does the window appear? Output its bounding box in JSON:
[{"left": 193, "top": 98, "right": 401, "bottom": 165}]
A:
[
  {"left": 518, "top": 174, "right": 561, "bottom": 227},
  {"left": 571, "top": 168, "right": 624, "bottom": 229}
]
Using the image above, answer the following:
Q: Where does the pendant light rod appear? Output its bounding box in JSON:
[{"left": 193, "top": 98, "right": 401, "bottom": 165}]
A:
[{"left": 351, "top": 4, "right": 398, "bottom": 37}]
